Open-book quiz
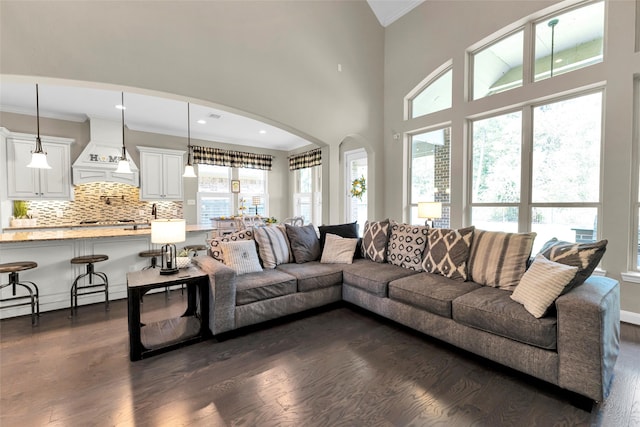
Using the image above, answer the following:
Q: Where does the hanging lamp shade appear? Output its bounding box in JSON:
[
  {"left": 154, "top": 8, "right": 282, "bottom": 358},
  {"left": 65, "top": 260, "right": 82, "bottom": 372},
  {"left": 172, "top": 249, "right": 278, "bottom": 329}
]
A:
[
  {"left": 115, "top": 92, "right": 133, "bottom": 174},
  {"left": 183, "top": 102, "right": 197, "bottom": 178},
  {"left": 27, "top": 84, "right": 52, "bottom": 169}
]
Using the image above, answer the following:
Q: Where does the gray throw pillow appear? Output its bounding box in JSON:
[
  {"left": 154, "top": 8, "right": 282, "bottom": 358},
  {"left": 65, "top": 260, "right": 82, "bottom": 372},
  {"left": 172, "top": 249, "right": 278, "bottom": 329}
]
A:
[
  {"left": 285, "top": 224, "right": 321, "bottom": 263},
  {"left": 539, "top": 238, "right": 607, "bottom": 293},
  {"left": 361, "top": 219, "right": 391, "bottom": 263}
]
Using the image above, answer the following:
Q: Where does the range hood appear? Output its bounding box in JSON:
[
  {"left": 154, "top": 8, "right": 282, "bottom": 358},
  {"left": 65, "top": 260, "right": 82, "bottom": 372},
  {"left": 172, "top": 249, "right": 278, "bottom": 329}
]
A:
[{"left": 72, "top": 117, "right": 139, "bottom": 186}]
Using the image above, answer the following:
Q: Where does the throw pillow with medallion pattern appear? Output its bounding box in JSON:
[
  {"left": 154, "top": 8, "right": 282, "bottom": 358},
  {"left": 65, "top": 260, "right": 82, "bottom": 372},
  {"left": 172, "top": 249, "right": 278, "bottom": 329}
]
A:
[
  {"left": 361, "top": 219, "right": 391, "bottom": 263},
  {"left": 386, "top": 221, "right": 428, "bottom": 271}
]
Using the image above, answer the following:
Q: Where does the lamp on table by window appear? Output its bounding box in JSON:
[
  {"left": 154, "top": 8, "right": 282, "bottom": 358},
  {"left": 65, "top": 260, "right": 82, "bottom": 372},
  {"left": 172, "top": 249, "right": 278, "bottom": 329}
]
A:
[
  {"left": 252, "top": 196, "right": 261, "bottom": 215},
  {"left": 151, "top": 219, "right": 186, "bottom": 275},
  {"left": 418, "top": 202, "right": 442, "bottom": 228}
]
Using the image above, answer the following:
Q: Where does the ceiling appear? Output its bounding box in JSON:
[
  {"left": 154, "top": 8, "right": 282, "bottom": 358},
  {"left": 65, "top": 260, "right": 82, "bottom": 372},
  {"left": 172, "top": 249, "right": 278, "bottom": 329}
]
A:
[
  {"left": 0, "top": 2, "right": 421, "bottom": 150},
  {"left": 0, "top": 80, "right": 312, "bottom": 152}
]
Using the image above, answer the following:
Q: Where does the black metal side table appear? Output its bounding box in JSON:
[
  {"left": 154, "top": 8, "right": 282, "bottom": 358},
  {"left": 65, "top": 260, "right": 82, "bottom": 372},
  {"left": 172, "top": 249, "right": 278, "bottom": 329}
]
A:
[{"left": 126, "top": 266, "right": 210, "bottom": 361}]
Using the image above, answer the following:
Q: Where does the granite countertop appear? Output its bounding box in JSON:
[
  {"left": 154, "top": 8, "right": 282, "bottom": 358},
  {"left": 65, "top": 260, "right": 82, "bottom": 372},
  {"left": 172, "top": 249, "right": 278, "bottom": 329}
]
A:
[{"left": 0, "top": 224, "right": 214, "bottom": 244}]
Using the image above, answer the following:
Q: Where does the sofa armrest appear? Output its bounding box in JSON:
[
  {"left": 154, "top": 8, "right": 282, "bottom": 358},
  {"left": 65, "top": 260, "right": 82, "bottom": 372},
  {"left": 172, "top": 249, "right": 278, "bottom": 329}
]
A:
[
  {"left": 193, "top": 255, "right": 236, "bottom": 335},
  {"left": 556, "top": 275, "right": 620, "bottom": 401}
]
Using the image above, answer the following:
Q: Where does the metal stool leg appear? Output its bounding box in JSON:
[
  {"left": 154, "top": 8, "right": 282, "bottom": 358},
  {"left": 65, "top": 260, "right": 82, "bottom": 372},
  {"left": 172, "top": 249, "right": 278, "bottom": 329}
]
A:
[
  {"left": 1, "top": 273, "right": 39, "bottom": 325},
  {"left": 70, "top": 263, "right": 109, "bottom": 317}
]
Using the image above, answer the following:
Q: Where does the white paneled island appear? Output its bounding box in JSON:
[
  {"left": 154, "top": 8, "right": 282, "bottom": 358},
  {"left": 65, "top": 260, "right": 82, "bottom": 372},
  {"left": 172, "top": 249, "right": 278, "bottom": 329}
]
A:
[{"left": 0, "top": 224, "right": 213, "bottom": 320}]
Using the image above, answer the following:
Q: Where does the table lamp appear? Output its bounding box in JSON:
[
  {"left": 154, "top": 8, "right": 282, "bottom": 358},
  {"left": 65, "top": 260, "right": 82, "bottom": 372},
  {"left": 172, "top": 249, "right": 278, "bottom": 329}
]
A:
[
  {"left": 252, "top": 196, "right": 261, "bottom": 215},
  {"left": 151, "top": 219, "right": 186, "bottom": 275},
  {"left": 418, "top": 202, "right": 442, "bottom": 228}
]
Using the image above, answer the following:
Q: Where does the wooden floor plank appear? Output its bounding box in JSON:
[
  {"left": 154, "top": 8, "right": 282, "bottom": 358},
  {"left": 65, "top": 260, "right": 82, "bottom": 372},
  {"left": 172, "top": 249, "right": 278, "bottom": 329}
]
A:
[{"left": 1, "top": 293, "right": 638, "bottom": 426}]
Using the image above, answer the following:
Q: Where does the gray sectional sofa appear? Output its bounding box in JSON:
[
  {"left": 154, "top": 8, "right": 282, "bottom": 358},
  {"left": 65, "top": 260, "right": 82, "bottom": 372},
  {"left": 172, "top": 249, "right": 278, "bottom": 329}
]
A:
[{"left": 193, "top": 220, "right": 620, "bottom": 403}]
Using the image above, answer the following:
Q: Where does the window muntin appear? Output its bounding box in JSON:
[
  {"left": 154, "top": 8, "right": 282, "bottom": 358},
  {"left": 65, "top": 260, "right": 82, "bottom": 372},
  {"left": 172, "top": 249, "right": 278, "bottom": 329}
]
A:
[
  {"left": 534, "top": 1, "right": 604, "bottom": 82},
  {"left": 409, "top": 127, "right": 451, "bottom": 227},
  {"left": 532, "top": 92, "right": 602, "bottom": 203},
  {"left": 293, "top": 165, "right": 321, "bottom": 225},
  {"left": 472, "top": 31, "right": 524, "bottom": 100},
  {"left": 410, "top": 69, "right": 453, "bottom": 118}
]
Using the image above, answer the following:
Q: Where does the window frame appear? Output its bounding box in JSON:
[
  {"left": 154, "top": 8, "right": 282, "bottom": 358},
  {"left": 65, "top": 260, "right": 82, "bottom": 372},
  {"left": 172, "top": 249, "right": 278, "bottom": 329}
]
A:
[
  {"left": 405, "top": 60, "right": 453, "bottom": 120},
  {"left": 293, "top": 165, "right": 322, "bottom": 225}
]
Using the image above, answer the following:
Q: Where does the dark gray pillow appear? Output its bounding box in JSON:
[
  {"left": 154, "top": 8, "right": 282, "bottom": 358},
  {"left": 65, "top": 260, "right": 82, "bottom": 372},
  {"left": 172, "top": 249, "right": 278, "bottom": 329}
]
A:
[
  {"left": 539, "top": 238, "right": 608, "bottom": 293},
  {"left": 285, "top": 224, "right": 321, "bottom": 263},
  {"left": 318, "top": 222, "right": 359, "bottom": 249}
]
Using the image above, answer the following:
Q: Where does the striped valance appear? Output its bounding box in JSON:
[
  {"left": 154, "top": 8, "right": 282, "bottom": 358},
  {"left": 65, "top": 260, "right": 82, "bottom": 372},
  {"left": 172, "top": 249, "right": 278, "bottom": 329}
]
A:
[
  {"left": 192, "top": 145, "right": 273, "bottom": 171},
  {"left": 289, "top": 148, "right": 322, "bottom": 170}
]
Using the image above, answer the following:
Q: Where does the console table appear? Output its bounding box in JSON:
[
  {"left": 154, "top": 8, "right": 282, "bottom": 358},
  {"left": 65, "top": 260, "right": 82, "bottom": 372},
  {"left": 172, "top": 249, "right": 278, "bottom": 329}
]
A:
[{"left": 127, "top": 266, "right": 210, "bottom": 361}]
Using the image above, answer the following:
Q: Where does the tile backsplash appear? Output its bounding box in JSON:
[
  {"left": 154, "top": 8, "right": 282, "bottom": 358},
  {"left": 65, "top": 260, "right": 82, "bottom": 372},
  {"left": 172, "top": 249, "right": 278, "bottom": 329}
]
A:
[{"left": 20, "top": 182, "right": 183, "bottom": 226}]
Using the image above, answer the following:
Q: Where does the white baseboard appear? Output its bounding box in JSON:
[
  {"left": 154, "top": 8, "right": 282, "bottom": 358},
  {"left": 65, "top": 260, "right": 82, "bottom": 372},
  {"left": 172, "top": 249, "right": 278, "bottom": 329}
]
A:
[{"left": 621, "top": 310, "right": 640, "bottom": 326}]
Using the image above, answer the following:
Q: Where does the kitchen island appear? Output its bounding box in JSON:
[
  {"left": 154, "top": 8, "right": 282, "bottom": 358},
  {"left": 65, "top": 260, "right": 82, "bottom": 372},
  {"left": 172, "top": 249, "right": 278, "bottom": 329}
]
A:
[{"left": 0, "top": 224, "right": 214, "bottom": 320}]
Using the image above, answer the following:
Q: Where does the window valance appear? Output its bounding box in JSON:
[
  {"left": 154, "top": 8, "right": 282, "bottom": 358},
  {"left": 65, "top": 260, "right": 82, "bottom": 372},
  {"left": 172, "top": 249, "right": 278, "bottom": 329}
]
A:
[
  {"left": 192, "top": 145, "right": 273, "bottom": 171},
  {"left": 289, "top": 148, "right": 322, "bottom": 170}
]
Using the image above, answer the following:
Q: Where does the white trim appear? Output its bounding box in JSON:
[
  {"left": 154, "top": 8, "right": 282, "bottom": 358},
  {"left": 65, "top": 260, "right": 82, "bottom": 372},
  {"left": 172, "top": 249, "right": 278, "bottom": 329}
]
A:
[
  {"left": 621, "top": 310, "right": 640, "bottom": 326},
  {"left": 621, "top": 271, "right": 640, "bottom": 284}
]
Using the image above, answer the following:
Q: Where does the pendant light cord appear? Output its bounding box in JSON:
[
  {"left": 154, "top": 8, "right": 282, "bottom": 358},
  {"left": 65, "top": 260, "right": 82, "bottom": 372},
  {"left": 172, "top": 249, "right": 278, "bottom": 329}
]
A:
[
  {"left": 121, "top": 92, "right": 127, "bottom": 160},
  {"left": 187, "top": 102, "right": 193, "bottom": 165},
  {"left": 34, "top": 84, "right": 44, "bottom": 153}
]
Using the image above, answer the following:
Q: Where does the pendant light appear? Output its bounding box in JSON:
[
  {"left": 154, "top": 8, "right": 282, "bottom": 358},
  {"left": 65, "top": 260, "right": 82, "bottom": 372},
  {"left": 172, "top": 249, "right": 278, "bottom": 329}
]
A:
[
  {"left": 26, "top": 84, "right": 52, "bottom": 169},
  {"left": 114, "top": 92, "right": 133, "bottom": 174},
  {"left": 182, "top": 102, "right": 197, "bottom": 178}
]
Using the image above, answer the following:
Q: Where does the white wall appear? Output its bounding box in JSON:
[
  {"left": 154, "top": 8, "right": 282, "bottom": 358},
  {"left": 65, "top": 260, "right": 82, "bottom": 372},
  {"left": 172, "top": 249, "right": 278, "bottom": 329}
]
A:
[
  {"left": 0, "top": 0, "right": 386, "bottom": 224},
  {"left": 383, "top": 0, "right": 640, "bottom": 315}
]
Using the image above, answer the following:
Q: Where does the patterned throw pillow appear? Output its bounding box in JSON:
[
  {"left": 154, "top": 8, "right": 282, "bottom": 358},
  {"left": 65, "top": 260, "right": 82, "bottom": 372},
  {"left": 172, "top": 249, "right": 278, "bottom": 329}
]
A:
[
  {"left": 539, "top": 238, "right": 608, "bottom": 293},
  {"left": 220, "top": 240, "right": 263, "bottom": 275},
  {"left": 422, "top": 226, "right": 475, "bottom": 281},
  {"left": 511, "top": 254, "right": 578, "bottom": 318},
  {"left": 209, "top": 229, "right": 254, "bottom": 262},
  {"left": 253, "top": 225, "right": 293, "bottom": 269},
  {"left": 386, "top": 221, "right": 428, "bottom": 271},
  {"left": 361, "top": 219, "right": 391, "bottom": 263},
  {"left": 468, "top": 229, "right": 536, "bottom": 291}
]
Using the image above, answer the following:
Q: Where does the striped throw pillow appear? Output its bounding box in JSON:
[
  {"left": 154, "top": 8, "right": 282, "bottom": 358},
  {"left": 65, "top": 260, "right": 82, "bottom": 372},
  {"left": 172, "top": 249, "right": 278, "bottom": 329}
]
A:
[
  {"left": 253, "top": 225, "right": 293, "bottom": 269},
  {"left": 511, "top": 254, "right": 578, "bottom": 318},
  {"left": 468, "top": 229, "right": 536, "bottom": 290}
]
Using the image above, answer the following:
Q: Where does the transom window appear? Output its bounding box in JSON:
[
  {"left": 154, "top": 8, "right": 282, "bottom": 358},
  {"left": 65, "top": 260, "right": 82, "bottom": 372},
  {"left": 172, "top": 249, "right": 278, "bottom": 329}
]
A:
[{"left": 409, "top": 67, "right": 453, "bottom": 118}]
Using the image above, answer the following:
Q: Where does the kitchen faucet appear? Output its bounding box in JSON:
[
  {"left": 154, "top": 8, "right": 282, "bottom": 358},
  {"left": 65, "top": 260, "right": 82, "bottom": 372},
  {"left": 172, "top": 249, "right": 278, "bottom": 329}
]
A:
[{"left": 151, "top": 203, "right": 157, "bottom": 220}]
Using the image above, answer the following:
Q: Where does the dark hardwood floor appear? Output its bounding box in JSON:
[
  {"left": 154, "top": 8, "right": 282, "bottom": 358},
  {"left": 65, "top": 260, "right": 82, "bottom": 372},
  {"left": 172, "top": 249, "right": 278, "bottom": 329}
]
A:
[{"left": 1, "top": 292, "right": 639, "bottom": 426}]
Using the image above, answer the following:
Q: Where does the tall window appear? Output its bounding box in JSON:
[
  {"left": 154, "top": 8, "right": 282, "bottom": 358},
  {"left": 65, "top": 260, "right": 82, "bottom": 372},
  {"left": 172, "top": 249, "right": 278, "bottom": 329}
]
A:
[
  {"left": 470, "top": 91, "right": 603, "bottom": 252},
  {"left": 197, "top": 165, "right": 232, "bottom": 224},
  {"left": 409, "top": 128, "right": 451, "bottom": 227},
  {"left": 293, "top": 165, "right": 321, "bottom": 225},
  {"left": 345, "top": 149, "right": 367, "bottom": 230},
  {"left": 239, "top": 168, "right": 268, "bottom": 216}
]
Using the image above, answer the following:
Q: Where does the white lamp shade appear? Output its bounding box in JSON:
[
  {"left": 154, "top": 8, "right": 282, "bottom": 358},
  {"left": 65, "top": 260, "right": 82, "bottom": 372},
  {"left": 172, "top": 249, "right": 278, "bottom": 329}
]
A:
[
  {"left": 252, "top": 196, "right": 261, "bottom": 206},
  {"left": 115, "top": 159, "right": 133, "bottom": 174},
  {"left": 27, "top": 152, "right": 52, "bottom": 169},
  {"left": 183, "top": 164, "right": 197, "bottom": 178},
  {"left": 151, "top": 219, "right": 186, "bottom": 244},
  {"left": 418, "top": 202, "right": 442, "bottom": 219}
]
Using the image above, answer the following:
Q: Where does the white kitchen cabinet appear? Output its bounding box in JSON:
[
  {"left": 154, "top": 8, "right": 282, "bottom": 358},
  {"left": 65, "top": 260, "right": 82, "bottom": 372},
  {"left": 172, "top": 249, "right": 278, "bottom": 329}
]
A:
[
  {"left": 138, "top": 146, "right": 185, "bottom": 201},
  {"left": 6, "top": 133, "right": 73, "bottom": 200}
]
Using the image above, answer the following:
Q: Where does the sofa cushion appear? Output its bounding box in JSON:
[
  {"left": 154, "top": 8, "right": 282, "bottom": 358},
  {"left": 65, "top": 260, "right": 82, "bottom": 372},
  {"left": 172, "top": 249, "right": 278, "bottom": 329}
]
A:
[
  {"left": 253, "top": 225, "right": 293, "bottom": 269},
  {"left": 209, "top": 229, "right": 254, "bottom": 262},
  {"left": 422, "top": 226, "right": 475, "bottom": 281},
  {"left": 277, "top": 261, "right": 344, "bottom": 292},
  {"left": 539, "top": 238, "right": 607, "bottom": 293},
  {"left": 285, "top": 224, "right": 321, "bottom": 263},
  {"left": 361, "top": 219, "right": 391, "bottom": 263},
  {"left": 511, "top": 254, "right": 578, "bottom": 318},
  {"left": 220, "top": 240, "right": 263, "bottom": 275},
  {"left": 468, "top": 229, "right": 536, "bottom": 291},
  {"left": 235, "top": 269, "right": 297, "bottom": 306},
  {"left": 389, "top": 273, "right": 482, "bottom": 318},
  {"left": 320, "top": 233, "right": 358, "bottom": 264},
  {"left": 452, "top": 287, "right": 558, "bottom": 350},
  {"left": 342, "top": 259, "right": 419, "bottom": 297},
  {"left": 386, "top": 221, "right": 428, "bottom": 271}
]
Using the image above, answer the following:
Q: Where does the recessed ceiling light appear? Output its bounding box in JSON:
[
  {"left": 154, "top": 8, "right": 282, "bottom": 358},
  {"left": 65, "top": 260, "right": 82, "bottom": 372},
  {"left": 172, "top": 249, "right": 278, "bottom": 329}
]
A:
[
  {"left": 197, "top": 119, "right": 206, "bottom": 124},
  {"left": 115, "top": 104, "right": 126, "bottom": 110},
  {"left": 259, "top": 130, "right": 267, "bottom": 134}
]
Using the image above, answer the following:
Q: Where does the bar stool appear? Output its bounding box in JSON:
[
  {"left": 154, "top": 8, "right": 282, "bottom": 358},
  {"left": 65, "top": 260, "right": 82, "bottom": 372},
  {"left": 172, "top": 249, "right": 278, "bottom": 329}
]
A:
[
  {"left": 70, "top": 254, "right": 109, "bottom": 316},
  {"left": 139, "top": 249, "right": 163, "bottom": 270},
  {"left": 0, "top": 261, "right": 39, "bottom": 325}
]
